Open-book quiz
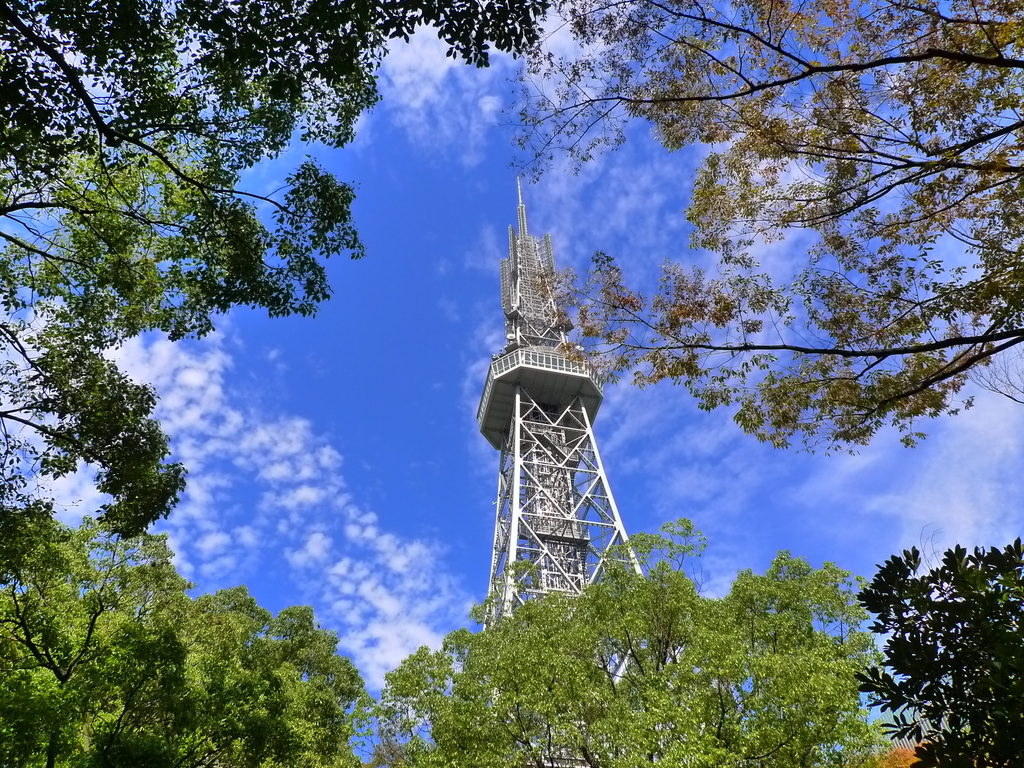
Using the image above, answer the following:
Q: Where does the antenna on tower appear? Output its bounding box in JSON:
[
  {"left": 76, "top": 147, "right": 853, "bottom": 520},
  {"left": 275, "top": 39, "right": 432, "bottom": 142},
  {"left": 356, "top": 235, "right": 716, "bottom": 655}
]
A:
[{"left": 516, "top": 177, "right": 528, "bottom": 237}]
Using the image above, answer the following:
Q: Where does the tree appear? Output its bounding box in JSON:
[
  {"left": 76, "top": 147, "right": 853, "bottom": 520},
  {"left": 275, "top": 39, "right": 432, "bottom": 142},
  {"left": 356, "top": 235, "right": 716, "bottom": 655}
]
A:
[
  {"left": 0, "top": 518, "right": 364, "bottom": 768},
  {"left": 0, "top": 0, "right": 548, "bottom": 539},
  {"left": 373, "top": 521, "right": 883, "bottom": 767},
  {"left": 520, "top": 0, "right": 1024, "bottom": 449},
  {"left": 874, "top": 747, "right": 920, "bottom": 768},
  {"left": 858, "top": 538, "right": 1024, "bottom": 768}
]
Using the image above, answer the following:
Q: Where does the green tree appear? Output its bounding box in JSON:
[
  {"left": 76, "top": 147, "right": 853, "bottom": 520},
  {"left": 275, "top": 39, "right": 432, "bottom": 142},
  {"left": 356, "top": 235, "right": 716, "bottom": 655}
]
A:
[
  {"left": 521, "top": 0, "right": 1024, "bottom": 449},
  {"left": 0, "top": 518, "right": 363, "bottom": 768},
  {"left": 858, "top": 539, "right": 1024, "bottom": 768},
  {"left": 373, "top": 521, "right": 883, "bottom": 767},
  {"left": 0, "top": 0, "right": 547, "bottom": 538}
]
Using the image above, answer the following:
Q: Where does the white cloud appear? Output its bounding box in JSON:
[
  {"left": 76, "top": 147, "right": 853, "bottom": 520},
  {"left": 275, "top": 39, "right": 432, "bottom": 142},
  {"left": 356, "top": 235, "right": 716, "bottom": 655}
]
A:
[
  {"left": 48, "top": 469, "right": 109, "bottom": 525},
  {"left": 832, "top": 389, "right": 1024, "bottom": 552},
  {"left": 318, "top": 504, "right": 471, "bottom": 684},
  {"left": 235, "top": 525, "right": 260, "bottom": 548},
  {"left": 585, "top": 369, "right": 1024, "bottom": 599},
  {"left": 90, "top": 331, "right": 474, "bottom": 688},
  {"left": 265, "top": 484, "right": 332, "bottom": 512},
  {"left": 377, "top": 33, "right": 519, "bottom": 166},
  {"left": 196, "top": 531, "right": 231, "bottom": 557},
  {"left": 199, "top": 553, "right": 239, "bottom": 579},
  {"left": 286, "top": 531, "right": 333, "bottom": 569},
  {"left": 515, "top": 133, "right": 698, "bottom": 281}
]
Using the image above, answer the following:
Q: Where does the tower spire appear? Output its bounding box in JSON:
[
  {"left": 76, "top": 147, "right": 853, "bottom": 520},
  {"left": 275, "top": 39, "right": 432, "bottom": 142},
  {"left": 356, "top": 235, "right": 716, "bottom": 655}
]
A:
[
  {"left": 516, "top": 177, "right": 528, "bottom": 237},
  {"left": 476, "top": 184, "right": 633, "bottom": 622}
]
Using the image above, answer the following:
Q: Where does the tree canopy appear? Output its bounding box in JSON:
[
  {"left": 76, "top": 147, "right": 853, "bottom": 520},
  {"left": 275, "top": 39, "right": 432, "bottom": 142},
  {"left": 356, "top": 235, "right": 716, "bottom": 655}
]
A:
[
  {"left": 522, "top": 0, "right": 1024, "bottom": 449},
  {"left": 372, "top": 522, "right": 883, "bottom": 767},
  {"left": 0, "top": 0, "right": 548, "bottom": 539},
  {"left": 0, "top": 518, "right": 363, "bottom": 768},
  {"left": 858, "top": 538, "right": 1024, "bottom": 768}
]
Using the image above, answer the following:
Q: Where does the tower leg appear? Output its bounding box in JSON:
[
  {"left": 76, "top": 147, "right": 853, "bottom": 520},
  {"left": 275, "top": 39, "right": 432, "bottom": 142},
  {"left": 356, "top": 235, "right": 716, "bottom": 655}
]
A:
[{"left": 488, "top": 388, "right": 631, "bottom": 622}]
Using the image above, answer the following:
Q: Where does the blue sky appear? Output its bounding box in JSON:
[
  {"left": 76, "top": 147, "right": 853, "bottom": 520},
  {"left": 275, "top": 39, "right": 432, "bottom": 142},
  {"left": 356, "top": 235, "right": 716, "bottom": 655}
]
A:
[{"left": 53, "top": 30, "right": 1024, "bottom": 687}]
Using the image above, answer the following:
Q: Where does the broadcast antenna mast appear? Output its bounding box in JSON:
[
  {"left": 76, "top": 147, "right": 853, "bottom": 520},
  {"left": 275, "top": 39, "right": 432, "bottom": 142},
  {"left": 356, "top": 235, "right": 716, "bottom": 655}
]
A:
[{"left": 477, "top": 182, "right": 632, "bottom": 620}]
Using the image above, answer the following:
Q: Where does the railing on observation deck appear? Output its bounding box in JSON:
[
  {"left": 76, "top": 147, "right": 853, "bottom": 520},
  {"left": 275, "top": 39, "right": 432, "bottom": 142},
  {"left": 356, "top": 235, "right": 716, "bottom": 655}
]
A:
[{"left": 477, "top": 347, "right": 603, "bottom": 426}]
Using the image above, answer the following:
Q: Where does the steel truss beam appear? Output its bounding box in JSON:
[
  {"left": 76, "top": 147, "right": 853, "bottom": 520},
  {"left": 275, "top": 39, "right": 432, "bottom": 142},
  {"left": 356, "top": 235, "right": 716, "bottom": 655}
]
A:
[{"left": 489, "top": 386, "right": 630, "bottom": 620}]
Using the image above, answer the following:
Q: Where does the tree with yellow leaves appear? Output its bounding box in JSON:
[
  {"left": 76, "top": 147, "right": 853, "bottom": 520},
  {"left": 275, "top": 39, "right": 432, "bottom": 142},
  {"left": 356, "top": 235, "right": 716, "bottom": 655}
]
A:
[{"left": 522, "top": 0, "right": 1024, "bottom": 449}]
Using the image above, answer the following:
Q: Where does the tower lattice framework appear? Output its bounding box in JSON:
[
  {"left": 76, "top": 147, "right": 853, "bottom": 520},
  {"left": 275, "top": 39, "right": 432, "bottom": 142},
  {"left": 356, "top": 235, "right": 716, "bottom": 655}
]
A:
[{"left": 477, "top": 183, "right": 631, "bottom": 620}]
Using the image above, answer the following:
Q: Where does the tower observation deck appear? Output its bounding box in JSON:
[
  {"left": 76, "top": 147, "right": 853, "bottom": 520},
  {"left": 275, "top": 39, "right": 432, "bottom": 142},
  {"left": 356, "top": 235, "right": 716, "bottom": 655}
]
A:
[{"left": 477, "top": 183, "right": 632, "bottom": 620}]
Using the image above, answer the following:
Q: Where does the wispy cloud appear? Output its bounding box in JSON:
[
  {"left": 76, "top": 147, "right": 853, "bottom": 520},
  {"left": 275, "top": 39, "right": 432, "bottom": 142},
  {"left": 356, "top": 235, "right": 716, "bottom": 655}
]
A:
[
  {"left": 588, "top": 370, "right": 1024, "bottom": 595},
  {"left": 81, "top": 332, "right": 474, "bottom": 686},
  {"left": 518, "top": 137, "right": 698, "bottom": 281},
  {"left": 377, "top": 34, "right": 518, "bottom": 166}
]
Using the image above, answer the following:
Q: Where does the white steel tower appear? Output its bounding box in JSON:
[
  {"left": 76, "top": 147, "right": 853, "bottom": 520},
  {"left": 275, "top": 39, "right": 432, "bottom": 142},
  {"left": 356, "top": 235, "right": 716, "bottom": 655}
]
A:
[{"left": 477, "top": 183, "right": 631, "bottom": 620}]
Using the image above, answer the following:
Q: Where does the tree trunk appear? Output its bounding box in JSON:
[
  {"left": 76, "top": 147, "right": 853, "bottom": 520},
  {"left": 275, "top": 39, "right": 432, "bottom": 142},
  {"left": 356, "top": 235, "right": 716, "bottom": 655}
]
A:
[{"left": 45, "top": 726, "right": 60, "bottom": 768}]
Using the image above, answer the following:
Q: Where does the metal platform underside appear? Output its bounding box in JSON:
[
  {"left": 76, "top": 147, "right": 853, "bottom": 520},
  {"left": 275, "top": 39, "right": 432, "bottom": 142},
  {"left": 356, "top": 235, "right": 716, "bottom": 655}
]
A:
[{"left": 477, "top": 347, "right": 603, "bottom": 450}]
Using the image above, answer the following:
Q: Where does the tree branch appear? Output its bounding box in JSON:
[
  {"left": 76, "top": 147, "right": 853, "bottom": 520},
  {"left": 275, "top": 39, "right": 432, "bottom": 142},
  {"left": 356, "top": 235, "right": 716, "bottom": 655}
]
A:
[{"left": 638, "top": 326, "right": 1024, "bottom": 361}]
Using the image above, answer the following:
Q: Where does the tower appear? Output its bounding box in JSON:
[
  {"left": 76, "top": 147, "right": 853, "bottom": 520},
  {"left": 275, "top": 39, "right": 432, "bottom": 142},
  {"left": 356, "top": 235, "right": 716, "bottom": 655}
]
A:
[{"left": 477, "top": 183, "right": 632, "bottom": 620}]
